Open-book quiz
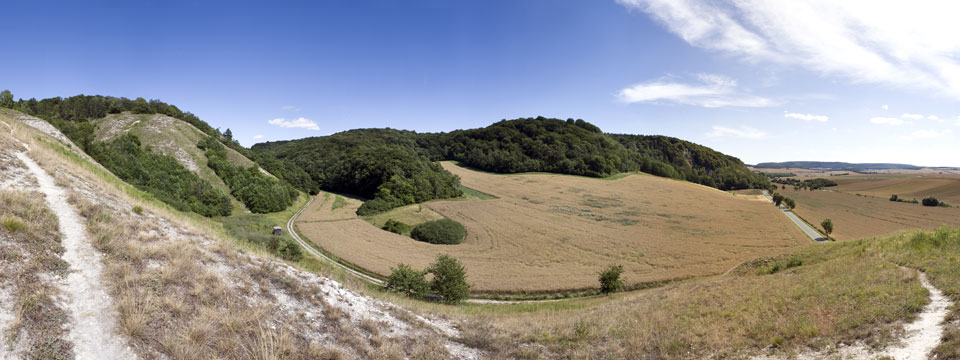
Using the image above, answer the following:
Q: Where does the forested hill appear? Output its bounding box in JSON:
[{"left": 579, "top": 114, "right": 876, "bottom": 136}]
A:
[
  {"left": 253, "top": 117, "right": 769, "bottom": 214},
  {"left": 754, "top": 161, "right": 922, "bottom": 171}
]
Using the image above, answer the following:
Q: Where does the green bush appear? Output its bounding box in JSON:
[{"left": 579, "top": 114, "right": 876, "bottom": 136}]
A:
[
  {"left": 410, "top": 219, "right": 466, "bottom": 245},
  {"left": 2, "top": 217, "right": 25, "bottom": 232},
  {"left": 923, "top": 197, "right": 940, "bottom": 207},
  {"left": 599, "top": 264, "right": 624, "bottom": 294},
  {"left": 427, "top": 254, "right": 470, "bottom": 304},
  {"left": 382, "top": 219, "right": 411, "bottom": 235},
  {"left": 132, "top": 205, "right": 143, "bottom": 214},
  {"left": 385, "top": 264, "right": 429, "bottom": 298},
  {"left": 889, "top": 195, "right": 898, "bottom": 201}
]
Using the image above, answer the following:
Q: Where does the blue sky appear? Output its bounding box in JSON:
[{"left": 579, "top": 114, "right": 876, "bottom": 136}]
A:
[{"left": 2, "top": 1, "right": 960, "bottom": 166}]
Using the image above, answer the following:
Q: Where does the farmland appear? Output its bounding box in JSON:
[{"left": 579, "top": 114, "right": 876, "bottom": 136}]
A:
[
  {"left": 297, "top": 162, "right": 808, "bottom": 293},
  {"left": 831, "top": 174, "right": 960, "bottom": 205},
  {"left": 779, "top": 186, "right": 960, "bottom": 241}
]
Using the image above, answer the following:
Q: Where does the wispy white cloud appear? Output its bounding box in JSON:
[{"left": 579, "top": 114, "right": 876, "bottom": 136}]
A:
[
  {"left": 927, "top": 115, "right": 943, "bottom": 122},
  {"left": 618, "top": 73, "right": 775, "bottom": 107},
  {"left": 784, "top": 112, "right": 828, "bottom": 122},
  {"left": 911, "top": 129, "right": 952, "bottom": 138},
  {"left": 618, "top": 0, "right": 960, "bottom": 99},
  {"left": 881, "top": 105, "right": 889, "bottom": 110},
  {"left": 268, "top": 117, "right": 320, "bottom": 131},
  {"left": 253, "top": 134, "right": 264, "bottom": 139},
  {"left": 281, "top": 105, "right": 301, "bottom": 112},
  {"left": 707, "top": 125, "right": 768, "bottom": 139},
  {"left": 901, "top": 113, "right": 925, "bottom": 120},
  {"left": 871, "top": 117, "right": 910, "bottom": 126}
]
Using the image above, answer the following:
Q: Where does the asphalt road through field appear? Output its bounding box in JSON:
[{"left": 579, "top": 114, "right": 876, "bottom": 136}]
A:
[{"left": 763, "top": 191, "right": 828, "bottom": 242}]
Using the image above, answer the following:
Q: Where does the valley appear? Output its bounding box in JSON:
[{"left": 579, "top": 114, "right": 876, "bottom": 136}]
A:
[{"left": 297, "top": 161, "right": 809, "bottom": 293}]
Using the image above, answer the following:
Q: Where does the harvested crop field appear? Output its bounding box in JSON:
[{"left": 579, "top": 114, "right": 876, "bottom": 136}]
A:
[
  {"left": 780, "top": 188, "right": 960, "bottom": 241},
  {"left": 831, "top": 174, "right": 960, "bottom": 205},
  {"left": 297, "top": 162, "right": 808, "bottom": 292}
]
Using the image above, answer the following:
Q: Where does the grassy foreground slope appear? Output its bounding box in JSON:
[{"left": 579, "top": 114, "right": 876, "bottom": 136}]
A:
[{"left": 393, "top": 227, "right": 958, "bottom": 359}]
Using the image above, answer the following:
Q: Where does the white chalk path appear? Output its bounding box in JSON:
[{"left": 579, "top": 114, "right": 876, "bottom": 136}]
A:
[
  {"left": 754, "top": 268, "right": 952, "bottom": 360},
  {"left": 14, "top": 151, "right": 136, "bottom": 360},
  {"left": 883, "top": 270, "right": 951, "bottom": 359}
]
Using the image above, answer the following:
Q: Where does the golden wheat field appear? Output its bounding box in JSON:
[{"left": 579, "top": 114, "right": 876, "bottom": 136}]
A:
[
  {"left": 781, "top": 187, "right": 960, "bottom": 241},
  {"left": 297, "top": 162, "right": 809, "bottom": 292}
]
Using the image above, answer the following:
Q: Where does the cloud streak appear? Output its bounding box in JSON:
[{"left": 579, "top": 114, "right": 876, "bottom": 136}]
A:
[
  {"left": 784, "top": 112, "right": 828, "bottom": 122},
  {"left": 268, "top": 117, "right": 320, "bottom": 131},
  {"left": 707, "top": 125, "right": 768, "bottom": 139},
  {"left": 618, "top": 0, "right": 960, "bottom": 99},
  {"left": 871, "top": 117, "right": 910, "bottom": 126},
  {"left": 618, "top": 73, "right": 775, "bottom": 107}
]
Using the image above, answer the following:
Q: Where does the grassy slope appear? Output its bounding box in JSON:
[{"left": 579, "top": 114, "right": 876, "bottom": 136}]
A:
[
  {"left": 93, "top": 113, "right": 258, "bottom": 212},
  {"left": 378, "top": 229, "right": 960, "bottom": 358}
]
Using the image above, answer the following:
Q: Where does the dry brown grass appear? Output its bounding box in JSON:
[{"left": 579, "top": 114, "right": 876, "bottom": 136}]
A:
[
  {"left": 0, "top": 190, "right": 73, "bottom": 359},
  {"left": 782, "top": 187, "right": 960, "bottom": 241},
  {"left": 298, "top": 162, "right": 809, "bottom": 292},
  {"left": 445, "top": 239, "right": 929, "bottom": 359}
]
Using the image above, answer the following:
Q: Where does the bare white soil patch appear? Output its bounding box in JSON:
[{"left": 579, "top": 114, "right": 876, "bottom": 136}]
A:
[
  {"left": 15, "top": 151, "right": 136, "bottom": 360},
  {"left": 12, "top": 113, "right": 71, "bottom": 144},
  {"left": 0, "top": 285, "right": 15, "bottom": 360}
]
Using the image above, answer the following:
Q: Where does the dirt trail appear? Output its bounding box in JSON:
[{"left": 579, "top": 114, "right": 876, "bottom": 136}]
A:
[
  {"left": 754, "top": 268, "right": 952, "bottom": 360},
  {"left": 883, "top": 270, "right": 951, "bottom": 359},
  {"left": 14, "top": 151, "right": 136, "bottom": 360}
]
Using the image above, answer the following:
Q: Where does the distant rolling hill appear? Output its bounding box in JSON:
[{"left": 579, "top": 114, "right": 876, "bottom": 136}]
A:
[{"left": 754, "top": 161, "right": 923, "bottom": 171}]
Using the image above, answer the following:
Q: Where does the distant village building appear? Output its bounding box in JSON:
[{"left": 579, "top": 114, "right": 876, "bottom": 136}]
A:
[{"left": 273, "top": 226, "right": 282, "bottom": 236}]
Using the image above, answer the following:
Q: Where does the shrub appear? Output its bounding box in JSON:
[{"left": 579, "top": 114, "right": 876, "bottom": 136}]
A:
[
  {"left": 922, "top": 197, "right": 940, "bottom": 207},
  {"left": 381, "top": 219, "right": 411, "bottom": 235},
  {"left": 2, "top": 216, "right": 25, "bottom": 232},
  {"left": 889, "top": 195, "right": 898, "bottom": 202},
  {"left": 598, "top": 264, "right": 624, "bottom": 294},
  {"left": 411, "top": 219, "right": 466, "bottom": 245},
  {"left": 132, "top": 205, "right": 143, "bottom": 214},
  {"left": 427, "top": 254, "right": 470, "bottom": 304},
  {"left": 268, "top": 236, "right": 303, "bottom": 262},
  {"left": 385, "top": 264, "right": 429, "bottom": 298}
]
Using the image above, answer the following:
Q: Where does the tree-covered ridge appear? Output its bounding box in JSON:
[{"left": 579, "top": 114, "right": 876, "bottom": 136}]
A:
[
  {"left": 88, "top": 134, "right": 233, "bottom": 217},
  {"left": 254, "top": 117, "right": 769, "bottom": 215},
  {"left": 198, "top": 137, "right": 299, "bottom": 213},
  {"left": 612, "top": 134, "right": 770, "bottom": 190},
  {"left": 253, "top": 128, "right": 463, "bottom": 215},
  {"left": 421, "top": 117, "right": 630, "bottom": 177},
  {"left": 7, "top": 94, "right": 217, "bottom": 150}
]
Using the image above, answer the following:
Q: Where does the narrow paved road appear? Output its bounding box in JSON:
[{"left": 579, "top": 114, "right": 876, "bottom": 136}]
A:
[{"left": 763, "top": 191, "right": 827, "bottom": 242}]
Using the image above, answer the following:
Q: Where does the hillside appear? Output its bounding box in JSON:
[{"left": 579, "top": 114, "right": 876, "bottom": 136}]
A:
[
  {"left": 2, "top": 94, "right": 298, "bottom": 216},
  {"left": 755, "top": 161, "right": 923, "bottom": 171},
  {"left": 94, "top": 113, "right": 258, "bottom": 208},
  {"left": 0, "top": 107, "right": 480, "bottom": 359},
  {"left": 253, "top": 117, "right": 769, "bottom": 215}
]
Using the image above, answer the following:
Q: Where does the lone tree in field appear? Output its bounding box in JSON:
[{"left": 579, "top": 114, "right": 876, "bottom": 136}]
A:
[
  {"left": 599, "top": 264, "right": 624, "bottom": 294},
  {"left": 427, "top": 254, "right": 470, "bottom": 304},
  {"left": 889, "top": 195, "right": 898, "bottom": 202},
  {"left": 821, "top": 218, "right": 834, "bottom": 240}
]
